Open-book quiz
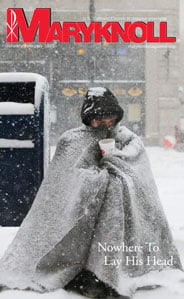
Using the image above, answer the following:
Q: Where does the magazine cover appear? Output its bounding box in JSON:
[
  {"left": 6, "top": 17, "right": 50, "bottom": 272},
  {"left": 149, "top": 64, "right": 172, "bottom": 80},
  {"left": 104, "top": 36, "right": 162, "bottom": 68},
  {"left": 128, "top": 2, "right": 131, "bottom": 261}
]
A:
[{"left": 0, "top": 0, "right": 184, "bottom": 298}]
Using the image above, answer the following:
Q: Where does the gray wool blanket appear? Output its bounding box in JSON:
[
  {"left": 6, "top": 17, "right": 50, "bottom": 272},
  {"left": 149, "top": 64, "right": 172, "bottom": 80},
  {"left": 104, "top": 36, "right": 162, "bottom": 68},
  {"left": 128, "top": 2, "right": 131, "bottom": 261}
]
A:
[{"left": 0, "top": 124, "right": 183, "bottom": 297}]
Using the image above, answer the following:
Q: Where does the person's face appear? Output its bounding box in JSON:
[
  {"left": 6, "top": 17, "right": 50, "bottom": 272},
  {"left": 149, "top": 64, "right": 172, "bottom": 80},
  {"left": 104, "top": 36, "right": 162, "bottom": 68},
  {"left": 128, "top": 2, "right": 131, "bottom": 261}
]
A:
[{"left": 90, "top": 118, "right": 116, "bottom": 129}]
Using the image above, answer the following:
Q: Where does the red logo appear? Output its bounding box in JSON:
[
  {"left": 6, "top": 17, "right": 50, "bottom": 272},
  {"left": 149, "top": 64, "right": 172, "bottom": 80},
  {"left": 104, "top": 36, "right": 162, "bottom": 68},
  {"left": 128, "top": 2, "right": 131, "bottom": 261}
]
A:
[
  {"left": 6, "top": 8, "right": 176, "bottom": 44},
  {"left": 6, "top": 8, "right": 51, "bottom": 43}
]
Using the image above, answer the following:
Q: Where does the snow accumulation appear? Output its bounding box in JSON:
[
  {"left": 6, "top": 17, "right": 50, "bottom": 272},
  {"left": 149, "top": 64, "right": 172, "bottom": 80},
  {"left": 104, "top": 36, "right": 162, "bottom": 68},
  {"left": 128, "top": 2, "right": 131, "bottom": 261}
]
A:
[
  {"left": 0, "top": 73, "right": 49, "bottom": 109},
  {"left": 0, "top": 72, "right": 50, "bottom": 174},
  {"left": 88, "top": 87, "right": 107, "bottom": 97},
  {"left": 0, "top": 139, "right": 34, "bottom": 148},
  {"left": 0, "top": 147, "right": 184, "bottom": 299},
  {"left": 0, "top": 102, "right": 34, "bottom": 115}
]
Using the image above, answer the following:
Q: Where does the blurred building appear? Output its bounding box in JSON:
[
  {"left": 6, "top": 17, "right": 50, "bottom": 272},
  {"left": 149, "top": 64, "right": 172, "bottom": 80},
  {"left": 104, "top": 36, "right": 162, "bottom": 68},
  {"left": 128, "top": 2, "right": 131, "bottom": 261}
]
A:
[{"left": 0, "top": 0, "right": 182, "bottom": 145}]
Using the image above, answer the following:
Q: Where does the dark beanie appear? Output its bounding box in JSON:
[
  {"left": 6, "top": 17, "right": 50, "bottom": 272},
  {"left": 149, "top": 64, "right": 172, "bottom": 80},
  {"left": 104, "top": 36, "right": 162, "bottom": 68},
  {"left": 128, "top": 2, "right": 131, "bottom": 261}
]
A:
[{"left": 81, "top": 87, "right": 124, "bottom": 126}]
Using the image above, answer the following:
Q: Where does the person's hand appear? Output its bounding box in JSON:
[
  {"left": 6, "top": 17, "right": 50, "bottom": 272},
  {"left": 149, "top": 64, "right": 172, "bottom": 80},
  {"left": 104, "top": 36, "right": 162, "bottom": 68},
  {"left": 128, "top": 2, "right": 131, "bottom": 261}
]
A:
[
  {"left": 112, "top": 148, "right": 124, "bottom": 157},
  {"left": 100, "top": 148, "right": 125, "bottom": 165}
]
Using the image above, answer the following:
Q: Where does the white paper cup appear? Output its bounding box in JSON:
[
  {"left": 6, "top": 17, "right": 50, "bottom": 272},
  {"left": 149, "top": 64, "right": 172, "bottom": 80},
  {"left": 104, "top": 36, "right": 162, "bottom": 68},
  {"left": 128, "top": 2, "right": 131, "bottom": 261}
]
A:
[{"left": 99, "top": 138, "right": 115, "bottom": 156}]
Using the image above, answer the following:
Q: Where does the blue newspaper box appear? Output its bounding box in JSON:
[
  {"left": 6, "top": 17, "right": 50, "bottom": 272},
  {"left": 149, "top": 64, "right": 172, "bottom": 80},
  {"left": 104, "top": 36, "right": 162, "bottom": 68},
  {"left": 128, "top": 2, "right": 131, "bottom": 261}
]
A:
[{"left": 0, "top": 73, "right": 50, "bottom": 226}]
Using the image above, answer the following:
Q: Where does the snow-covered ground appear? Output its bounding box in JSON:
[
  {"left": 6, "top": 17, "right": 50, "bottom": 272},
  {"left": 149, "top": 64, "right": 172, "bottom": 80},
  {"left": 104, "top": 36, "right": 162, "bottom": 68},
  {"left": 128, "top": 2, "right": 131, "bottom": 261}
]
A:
[{"left": 0, "top": 147, "right": 184, "bottom": 299}]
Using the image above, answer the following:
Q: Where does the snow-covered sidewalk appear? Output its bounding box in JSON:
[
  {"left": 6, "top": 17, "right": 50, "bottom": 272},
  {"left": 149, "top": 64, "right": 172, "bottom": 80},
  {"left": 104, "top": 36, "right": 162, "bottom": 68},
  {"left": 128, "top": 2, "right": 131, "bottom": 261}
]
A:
[{"left": 0, "top": 147, "right": 184, "bottom": 299}]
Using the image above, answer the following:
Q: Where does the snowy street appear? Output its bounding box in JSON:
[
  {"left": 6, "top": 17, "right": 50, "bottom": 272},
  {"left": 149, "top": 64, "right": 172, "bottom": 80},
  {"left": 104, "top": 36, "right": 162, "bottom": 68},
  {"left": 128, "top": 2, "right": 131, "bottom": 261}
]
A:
[{"left": 0, "top": 147, "right": 184, "bottom": 299}]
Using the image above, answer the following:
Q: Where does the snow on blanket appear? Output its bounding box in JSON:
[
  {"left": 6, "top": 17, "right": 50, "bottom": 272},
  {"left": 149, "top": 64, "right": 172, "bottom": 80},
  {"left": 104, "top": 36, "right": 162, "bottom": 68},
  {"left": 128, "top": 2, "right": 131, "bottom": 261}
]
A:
[{"left": 0, "top": 146, "right": 184, "bottom": 299}]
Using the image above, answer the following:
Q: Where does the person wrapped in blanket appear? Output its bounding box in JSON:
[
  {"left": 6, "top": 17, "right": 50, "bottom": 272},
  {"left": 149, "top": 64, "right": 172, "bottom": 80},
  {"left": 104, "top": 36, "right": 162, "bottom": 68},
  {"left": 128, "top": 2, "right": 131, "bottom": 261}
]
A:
[
  {"left": 63, "top": 87, "right": 183, "bottom": 298},
  {"left": 0, "top": 87, "right": 183, "bottom": 299}
]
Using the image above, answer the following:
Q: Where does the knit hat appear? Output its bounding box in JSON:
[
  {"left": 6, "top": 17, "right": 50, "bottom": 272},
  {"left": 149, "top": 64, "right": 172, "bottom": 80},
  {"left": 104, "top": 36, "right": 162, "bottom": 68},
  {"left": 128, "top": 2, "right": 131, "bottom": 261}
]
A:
[{"left": 81, "top": 87, "right": 124, "bottom": 126}]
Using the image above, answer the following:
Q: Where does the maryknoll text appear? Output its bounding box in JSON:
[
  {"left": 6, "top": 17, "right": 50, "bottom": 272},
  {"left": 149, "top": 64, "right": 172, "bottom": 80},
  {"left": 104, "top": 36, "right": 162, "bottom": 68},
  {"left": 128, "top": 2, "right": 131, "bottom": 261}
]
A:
[{"left": 6, "top": 8, "right": 176, "bottom": 44}]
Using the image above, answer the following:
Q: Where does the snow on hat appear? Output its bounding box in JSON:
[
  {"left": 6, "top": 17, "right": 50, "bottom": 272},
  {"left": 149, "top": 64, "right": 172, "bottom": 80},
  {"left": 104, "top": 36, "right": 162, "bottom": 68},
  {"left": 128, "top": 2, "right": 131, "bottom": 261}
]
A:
[{"left": 81, "top": 87, "right": 124, "bottom": 126}]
